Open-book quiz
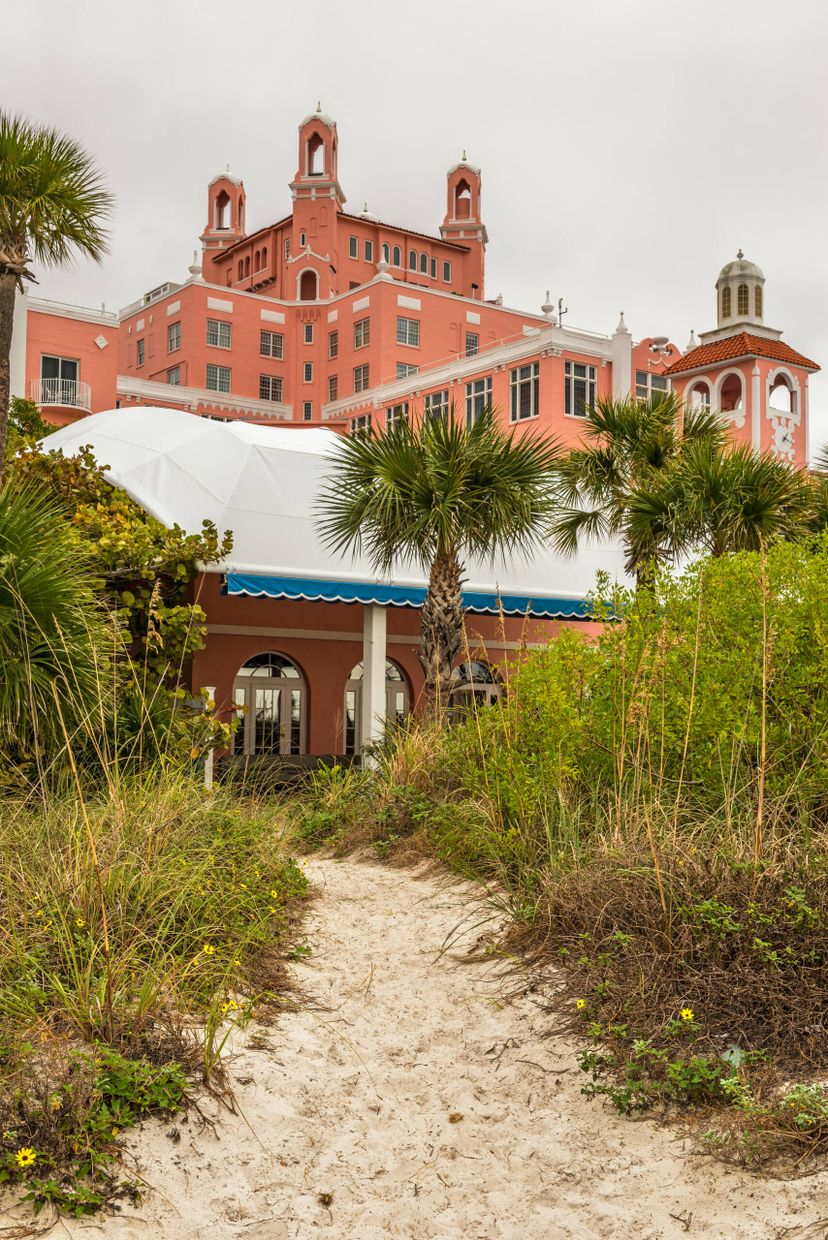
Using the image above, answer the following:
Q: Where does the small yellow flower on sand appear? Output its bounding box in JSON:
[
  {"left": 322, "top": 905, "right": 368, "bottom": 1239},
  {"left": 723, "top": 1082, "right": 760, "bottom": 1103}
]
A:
[
  {"left": 14, "top": 1148, "right": 37, "bottom": 1169},
  {"left": 233, "top": 957, "right": 241, "bottom": 967},
  {"left": 576, "top": 999, "right": 586, "bottom": 1010},
  {"left": 202, "top": 944, "right": 216, "bottom": 955},
  {"left": 268, "top": 906, "right": 277, "bottom": 914},
  {"left": 220, "top": 999, "right": 239, "bottom": 1014},
  {"left": 680, "top": 1007, "right": 695, "bottom": 1023},
  {"left": 269, "top": 889, "right": 279, "bottom": 899}
]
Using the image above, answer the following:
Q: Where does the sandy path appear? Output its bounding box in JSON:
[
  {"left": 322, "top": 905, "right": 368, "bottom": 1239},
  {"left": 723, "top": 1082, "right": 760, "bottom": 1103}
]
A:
[{"left": 10, "top": 858, "right": 828, "bottom": 1238}]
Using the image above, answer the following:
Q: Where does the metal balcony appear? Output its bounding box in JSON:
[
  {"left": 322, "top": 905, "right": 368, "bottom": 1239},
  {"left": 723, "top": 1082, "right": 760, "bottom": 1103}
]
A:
[{"left": 31, "top": 378, "right": 92, "bottom": 410}]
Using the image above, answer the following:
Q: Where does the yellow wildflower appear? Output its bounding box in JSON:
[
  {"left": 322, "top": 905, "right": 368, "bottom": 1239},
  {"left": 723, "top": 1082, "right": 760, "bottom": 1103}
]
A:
[
  {"left": 680, "top": 1007, "right": 695, "bottom": 1023},
  {"left": 50, "top": 1095, "right": 63, "bottom": 1112},
  {"left": 75, "top": 917, "right": 85, "bottom": 929},
  {"left": 575, "top": 999, "right": 586, "bottom": 1011},
  {"left": 233, "top": 957, "right": 241, "bottom": 967},
  {"left": 111, "top": 1127, "right": 119, "bottom": 1137},
  {"left": 202, "top": 943, "right": 216, "bottom": 955},
  {"left": 220, "top": 999, "right": 239, "bottom": 1014},
  {"left": 269, "top": 889, "right": 279, "bottom": 899},
  {"left": 14, "top": 1147, "right": 37, "bottom": 1169}
]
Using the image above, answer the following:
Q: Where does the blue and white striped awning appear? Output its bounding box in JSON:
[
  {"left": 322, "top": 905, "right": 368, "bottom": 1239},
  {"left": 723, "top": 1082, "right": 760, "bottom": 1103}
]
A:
[{"left": 225, "top": 573, "right": 592, "bottom": 618}]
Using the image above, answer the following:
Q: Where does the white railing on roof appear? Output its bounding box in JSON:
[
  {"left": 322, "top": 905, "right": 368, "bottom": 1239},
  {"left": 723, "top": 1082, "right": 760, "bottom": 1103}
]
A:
[{"left": 31, "top": 378, "right": 92, "bottom": 410}]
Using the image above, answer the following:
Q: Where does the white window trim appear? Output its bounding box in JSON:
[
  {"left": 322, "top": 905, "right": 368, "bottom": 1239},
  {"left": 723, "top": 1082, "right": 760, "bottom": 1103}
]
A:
[
  {"left": 564, "top": 360, "right": 597, "bottom": 419},
  {"left": 396, "top": 317, "right": 420, "bottom": 348},
  {"left": 509, "top": 362, "right": 540, "bottom": 422},
  {"left": 303, "top": 362, "right": 313, "bottom": 383},
  {"left": 206, "top": 318, "right": 232, "bottom": 349}
]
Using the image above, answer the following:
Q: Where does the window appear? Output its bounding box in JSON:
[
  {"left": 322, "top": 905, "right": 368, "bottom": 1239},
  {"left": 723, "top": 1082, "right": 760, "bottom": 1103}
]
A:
[
  {"left": 396, "top": 316, "right": 420, "bottom": 347},
  {"left": 635, "top": 370, "right": 669, "bottom": 402},
  {"left": 350, "top": 413, "right": 372, "bottom": 437},
  {"left": 386, "top": 402, "right": 409, "bottom": 427},
  {"left": 254, "top": 249, "right": 260, "bottom": 270},
  {"left": 419, "top": 252, "right": 428, "bottom": 273},
  {"left": 167, "top": 365, "right": 181, "bottom": 386},
  {"left": 353, "top": 364, "right": 370, "bottom": 393},
  {"left": 230, "top": 653, "right": 305, "bottom": 757},
  {"left": 206, "top": 364, "right": 231, "bottom": 393},
  {"left": 396, "top": 362, "right": 418, "bottom": 379},
  {"left": 382, "top": 242, "right": 390, "bottom": 263},
  {"left": 284, "top": 238, "right": 291, "bottom": 260},
  {"left": 722, "top": 286, "right": 732, "bottom": 318},
  {"left": 167, "top": 321, "right": 181, "bottom": 352},
  {"left": 688, "top": 382, "right": 711, "bottom": 410},
  {"left": 299, "top": 270, "right": 318, "bottom": 300},
  {"left": 409, "top": 249, "right": 417, "bottom": 270},
  {"left": 328, "top": 374, "right": 338, "bottom": 402},
  {"left": 136, "top": 339, "right": 145, "bottom": 367},
  {"left": 244, "top": 256, "right": 250, "bottom": 277},
  {"left": 364, "top": 240, "right": 374, "bottom": 262},
  {"left": 465, "top": 376, "right": 492, "bottom": 426},
  {"left": 260, "top": 330, "right": 283, "bottom": 358},
  {"left": 207, "top": 318, "right": 232, "bottom": 349},
  {"left": 303, "top": 402, "right": 313, "bottom": 421},
  {"left": 755, "top": 285, "right": 763, "bottom": 317},
  {"left": 465, "top": 331, "right": 479, "bottom": 357},
  {"left": 510, "top": 362, "right": 540, "bottom": 421},
  {"left": 450, "top": 661, "right": 501, "bottom": 711},
  {"left": 307, "top": 132, "right": 324, "bottom": 176},
  {"left": 238, "top": 260, "right": 243, "bottom": 280},
  {"left": 349, "top": 236, "right": 358, "bottom": 259},
  {"left": 328, "top": 329, "right": 339, "bottom": 358},
  {"left": 443, "top": 260, "right": 452, "bottom": 283},
  {"left": 430, "top": 258, "right": 437, "bottom": 278},
  {"left": 304, "top": 323, "right": 314, "bottom": 344},
  {"left": 392, "top": 245, "right": 401, "bottom": 267},
  {"left": 303, "top": 362, "right": 313, "bottom": 382},
  {"left": 424, "top": 390, "right": 449, "bottom": 422},
  {"left": 564, "top": 360, "right": 597, "bottom": 418},
  {"left": 40, "top": 354, "right": 79, "bottom": 402},
  {"left": 261, "top": 245, "right": 267, "bottom": 267},
  {"left": 737, "top": 283, "right": 749, "bottom": 316},
  {"left": 354, "top": 317, "right": 370, "bottom": 349},
  {"left": 344, "top": 659, "right": 410, "bottom": 756},
  {"left": 299, "top": 231, "right": 306, "bottom": 248},
  {"left": 259, "top": 374, "right": 284, "bottom": 402}
]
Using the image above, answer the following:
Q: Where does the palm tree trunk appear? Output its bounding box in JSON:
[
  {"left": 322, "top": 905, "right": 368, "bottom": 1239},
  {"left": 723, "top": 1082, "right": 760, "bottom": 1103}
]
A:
[
  {"left": 0, "top": 270, "right": 17, "bottom": 476},
  {"left": 419, "top": 547, "right": 464, "bottom": 719}
]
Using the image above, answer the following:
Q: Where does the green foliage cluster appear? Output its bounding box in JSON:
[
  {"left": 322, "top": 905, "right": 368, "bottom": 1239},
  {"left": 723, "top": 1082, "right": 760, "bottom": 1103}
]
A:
[{"left": 0, "top": 771, "right": 308, "bottom": 1212}]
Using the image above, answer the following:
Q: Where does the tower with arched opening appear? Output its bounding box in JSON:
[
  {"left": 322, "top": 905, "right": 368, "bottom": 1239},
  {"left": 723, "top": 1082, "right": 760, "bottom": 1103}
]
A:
[
  {"left": 201, "top": 170, "right": 246, "bottom": 259},
  {"left": 440, "top": 155, "right": 487, "bottom": 297}
]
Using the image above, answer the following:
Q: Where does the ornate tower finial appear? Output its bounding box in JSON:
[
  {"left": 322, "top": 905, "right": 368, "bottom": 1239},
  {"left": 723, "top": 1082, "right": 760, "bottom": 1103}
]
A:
[
  {"left": 737, "top": 247, "right": 744, "bottom": 260},
  {"left": 316, "top": 100, "right": 321, "bottom": 112},
  {"left": 462, "top": 149, "right": 467, "bottom": 161}
]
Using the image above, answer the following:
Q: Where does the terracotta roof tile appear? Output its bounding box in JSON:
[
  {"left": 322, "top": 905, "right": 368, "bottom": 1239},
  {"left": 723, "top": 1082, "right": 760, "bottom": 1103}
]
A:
[{"left": 664, "top": 332, "right": 819, "bottom": 375}]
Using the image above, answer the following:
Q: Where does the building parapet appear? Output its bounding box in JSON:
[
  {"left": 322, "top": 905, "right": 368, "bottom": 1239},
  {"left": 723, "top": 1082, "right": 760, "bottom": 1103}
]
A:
[
  {"left": 28, "top": 297, "right": 119, "bottom": 327},
  {"left": 116, "top": 375, "right": 294, "bottom": 421}
]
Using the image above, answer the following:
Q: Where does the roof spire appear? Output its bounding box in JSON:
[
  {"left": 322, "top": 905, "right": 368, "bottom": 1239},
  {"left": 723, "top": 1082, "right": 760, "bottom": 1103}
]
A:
[
  {"left": 316, "top": 100, "right": 321, "bottom": 112},
  {"left": 462, "top": 149, "right": 467, "bottom": 161},
  {"left": 737, "top": 247, "right": 744, "bottom": 260}
]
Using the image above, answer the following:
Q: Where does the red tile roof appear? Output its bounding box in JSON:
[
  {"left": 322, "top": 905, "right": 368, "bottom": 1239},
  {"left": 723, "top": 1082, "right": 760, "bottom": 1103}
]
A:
[{"left": 665, "top": 332, "right": 819, "bottom": 375}]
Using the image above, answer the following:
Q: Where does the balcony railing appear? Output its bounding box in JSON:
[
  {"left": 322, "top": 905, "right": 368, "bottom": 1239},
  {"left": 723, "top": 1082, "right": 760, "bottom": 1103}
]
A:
[{"left": 31, "top": 378, "right": 92, "bottom": 410}]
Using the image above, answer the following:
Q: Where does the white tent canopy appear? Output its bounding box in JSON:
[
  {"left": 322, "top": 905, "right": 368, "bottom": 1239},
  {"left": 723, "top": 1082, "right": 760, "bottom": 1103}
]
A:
[{"left": 44, "top": 407, "right": 625, "bottom": 616}]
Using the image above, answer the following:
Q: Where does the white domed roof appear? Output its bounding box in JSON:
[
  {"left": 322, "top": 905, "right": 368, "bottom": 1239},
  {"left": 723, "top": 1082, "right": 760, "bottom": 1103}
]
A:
[
  {"left": 717, "top": 249, "right": 764, "bottom": 282},
  {"left": 448, "top": 152, "right": 480, "bottom": 176},
  {"left": 209, "top": 168, "right": 243, "bottom": 188},
  {"left": 300, "top": 104, "right": 336, "bottom": 129}
]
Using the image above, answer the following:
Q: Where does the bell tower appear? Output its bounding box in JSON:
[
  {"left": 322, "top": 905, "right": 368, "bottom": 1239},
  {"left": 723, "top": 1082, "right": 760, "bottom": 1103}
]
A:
[
  {"left": 201, "top": 169, "right": 246, "bottom": 258},
  {"left": 441, "top": 155, "right": 487, "bottom": 296}
]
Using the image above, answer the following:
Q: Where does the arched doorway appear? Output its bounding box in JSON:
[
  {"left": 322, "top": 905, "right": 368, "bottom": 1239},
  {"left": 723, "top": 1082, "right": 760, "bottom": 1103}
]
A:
[
  {"left": 299, "top": 269, "right": 319, "bottom": 301},
  {"left": 231, "top": 652, "right": 306, "bottom": 756},
  {"left": 344, "top": 659, "right": 410, "bottom": 755},
  {"left": 449, "top": 660, "right": 501, "bottom": 711}
]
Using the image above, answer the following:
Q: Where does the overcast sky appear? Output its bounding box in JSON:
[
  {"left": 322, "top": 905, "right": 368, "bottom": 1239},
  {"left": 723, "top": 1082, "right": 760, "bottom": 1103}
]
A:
[{"left": 7, "top": 0, "right": 828, "bottom": 452}]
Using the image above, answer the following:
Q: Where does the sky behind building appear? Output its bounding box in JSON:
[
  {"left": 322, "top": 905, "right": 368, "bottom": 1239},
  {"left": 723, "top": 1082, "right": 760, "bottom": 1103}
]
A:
[{"left": 6, "top": 0, "right": 828, "bottom": 448}]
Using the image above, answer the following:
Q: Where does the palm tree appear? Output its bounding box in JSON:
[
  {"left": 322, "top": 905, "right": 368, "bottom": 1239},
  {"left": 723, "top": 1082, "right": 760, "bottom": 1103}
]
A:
[
  {"left": 317, "top": 411, "right": 560, "bottom": 716},
  {"left": 550, "top": 393, "right": 726, "bottom": 585},
  {"left": 0, "top": 112, "right": 113, "bottom": 470},
  {"left": 630, "top": 439, "right": 816, "bottom": 558}
]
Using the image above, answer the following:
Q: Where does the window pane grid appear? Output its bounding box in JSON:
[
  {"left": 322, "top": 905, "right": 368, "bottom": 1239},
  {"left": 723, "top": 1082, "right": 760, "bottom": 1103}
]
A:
[
  {"left": 206, "top": 319, "right": 232, "bottom": 349},
  {"left": 564, "top": 360, "right": 596, "bottom": 418},
  {"left": 396, "top": 317, "right": 420, "bottom": 347},
  {"left": 465, "top": 376, "right": 492, "bottom": 427},
  {"left": 260, "top": 330, "right": 283, "bottom": 358},
  {"left": 259, "top": 374, "right": 283, "bottom": 401},
  {"left": 354, "top": 318, "right": 370, "bottom": 349},
  {"left": 206, "top": 364, "right": 231, "bottom": 393}
]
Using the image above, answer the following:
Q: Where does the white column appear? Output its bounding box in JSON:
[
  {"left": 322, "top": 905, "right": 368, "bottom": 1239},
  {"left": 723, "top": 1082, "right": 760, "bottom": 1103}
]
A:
[
  {"left": 360, "top": 604, "right": 387, "bottom": 758},
  {"left": 751, "top": 363, "right": 762, "bottom": 451},
  {"left": 10, "top": 287, "right": 28, "bottom": 399},
  {"left": 201, "top": 685, "right": 216, "bottom": 789},
  {"left": 611, "top": 313, "right": 632, "bottom": 399}
]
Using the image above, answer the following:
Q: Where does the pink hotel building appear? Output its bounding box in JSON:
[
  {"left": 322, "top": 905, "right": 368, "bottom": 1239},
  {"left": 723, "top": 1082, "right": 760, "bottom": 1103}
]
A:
[{"left": 10, "top": 108, "right": 821, "bottom": 761}]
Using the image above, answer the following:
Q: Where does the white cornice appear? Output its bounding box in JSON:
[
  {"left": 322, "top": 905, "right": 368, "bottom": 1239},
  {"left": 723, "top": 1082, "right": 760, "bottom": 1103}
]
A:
[{"left": 116, "top": 375, "right": 294, "bottom": 421}]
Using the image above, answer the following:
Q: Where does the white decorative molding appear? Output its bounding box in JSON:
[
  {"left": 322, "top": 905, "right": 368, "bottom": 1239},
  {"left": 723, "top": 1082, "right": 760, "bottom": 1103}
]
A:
[
  {"left": 260, "top": 309, "right": 286, "bottom": 324},
  {"left": 94, "top": 335, "right": 109, "bottom": 350},
  {"left": 28, "top": 296, "right": 118, "bottom": 327},
  {"left": 397, "top": 295, "right": 422, "bottom": 311},
  {"left": 166, "top": 300, "right": 181, "bottom": 316},
  {"left": 713, "top": 368, "right": 747, "bottom": 429},
  {"left": 207, "top": 297, "right": 234, "bottom": 313},
  {"left": 465, "top": 310, "right": 481, "bottom": 325},
  {"left": 765, "top": 366, "right": 802, "bottom": 461},
  {"left": 136, "top": 318, "right": 145, "bottom": 331},
  {"left": 352, "top": 295, "right": 370, "bottom": 312},
  {"left": 115, "top": 374, "right": 293, "bottom": 422},
  {"left": 327, "top": 309, "right": 339, "bottom": 323}
]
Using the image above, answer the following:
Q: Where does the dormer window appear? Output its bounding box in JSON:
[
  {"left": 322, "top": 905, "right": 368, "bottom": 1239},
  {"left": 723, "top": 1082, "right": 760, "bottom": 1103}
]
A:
[
  {"left": 737, "top": 283, "right": 749, "bottom": 316},
  {"left": 721, "top": 286, "right": 732, "bottom": 319}
]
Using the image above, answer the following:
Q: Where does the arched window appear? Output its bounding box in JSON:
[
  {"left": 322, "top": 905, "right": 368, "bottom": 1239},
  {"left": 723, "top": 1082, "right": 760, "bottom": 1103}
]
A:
[
  {"left": 419, "top": 252, "right": 428, "bottom": 273},
  {"left": 382, "top": 242, "right": 390, "bottom": 263},
  {"left": 737, "top": 283, "right": 749, "bottom": 316},
  {"left": 392, "top": 245, "right": 401, "bottom": 267},
  {"left": 769, "top": 374, "right": 794, "bottom": 413},
  {"left": 254, "top": 249, "right": 260, "bottom": 270},
  {"left": 721, "top": 286, "right": 732, "bottom": 319},
  {"left": 215, "top": 190, "right": 231, "bottom": 230},
  {"left": 238, "top": 259, "right": 244, "bottom": 280},
  {"left": 409, "top": 249, "right": 417, "bottom": 270},
  {"left": 231, "top": 652, "right": 306, "bottom": 756},
  {"left": 687, "top": 381, "right": 711, "bottom": 410},
  {"left": 343, "top": 660, "right": 410, "bottom": 755},
  {"left": 307, "top": 132, "right": 325, "bottom": 176},
  {"left": 720, "top": 372, "right": 744, "bottom": 412},
  {"left": 449, "top": 661, "right": 501, "bottom": 712},
  {"left": 244, "top": 256, "right": 250, "bottom": 277},
  {"left": 261, "top": 245, "right": 268, "bottom": 268},
  {"left": 238, "top": 199, "right": 244, "bottom": 232},
  {"left": 455, "top": 179, "right": 472, "bottom": 219},
  {"left": 755, "top": 285, "right": 763, "bottom": 317},
  {"left": 299, "top": 269, "right": 319, "bottom": 300}
]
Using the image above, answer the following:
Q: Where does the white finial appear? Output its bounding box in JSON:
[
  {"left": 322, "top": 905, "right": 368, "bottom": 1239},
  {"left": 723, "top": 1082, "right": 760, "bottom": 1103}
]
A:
[
  {"left": 188, "top": 249, "right": 203, "bottom": 280},
  {"left": 363, "top": 201, "right": 368, "bottom": 212},
  {"left": 462, "top": 149, "right": 467, "bottom": 161},
  {"left": 615, "top": 311, "right": 630, "bottom": 334},
  {"left": 377, "top": 257, "right": 390, "bottom": 278},
  {"left": 316, "top": 100, "right": 321, "bottom": 112},
  {"left": 686, "top": 329, "right": 697, "bottom": 351},
  {"left": 541, "top": 290, "right": 555, "bottom": 319},
  {"left": 225, "top": 163, "right": 230, "bottom": 173},
  {"left": 495, "top": 293, "right": 503, "bottom": 306}
]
